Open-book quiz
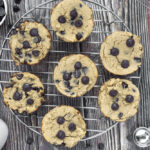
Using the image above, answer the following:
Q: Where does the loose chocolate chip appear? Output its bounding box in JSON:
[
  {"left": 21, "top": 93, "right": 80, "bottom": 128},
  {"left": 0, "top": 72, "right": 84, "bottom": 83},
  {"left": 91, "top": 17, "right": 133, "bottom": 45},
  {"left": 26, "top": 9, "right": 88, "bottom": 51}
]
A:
[
  {"left": 82, "top": 67, "right": 88, "bottom": 74},
  {"left": 121, "top": 60, "right": 129, "bottom": 68},
  {"left": 60, "top": 30, "right": 65, "bottom": 35},
  {"left": 55, "top": 80, "right": 60, "bottom": 83},
  {"left": 134, "top": 57, "right": 141, "bottom": 63},
  {"left": 22, "top": 83, "right": 32, "bottom": 92},
  {"left": 20, "top": 30, "right": 25, "bottom": 35},
  {"left": 73, "top": 70, "right": 81, "bottom": 78},
  {"left": 111, "top": 103, "right": 119, "bottom": 111},
  {"left": 118, "top": 112, "right": 123, "bottom": 119},
  {"left": 63, "top": 72, "right": 72, "bottom": 81},
  {"left": 70, "top": 9, "right": 78, "bottom": 20},
  {"left": 27, "top": 98, "right": 34, "bottom": 105},
  {"left": 57, "top": 117, "right": 65, "bottom": 125},
  {"left": 75, "top": 20, "right": 83, "bottom": 28},
  {"left": 76, "top": 32, "right": 83, "bottom": 40},
  {"left": 98, "top": 143, "right": 104, "bottom": 150},
  {"left": 110, "top": 48, "right": 119, "bottom": 56},
  {"left": 109, "top": 90, "right": 118, "bottom": 97},
  {"left": 13, "top": 5, "right": 20, "bottom": 13},
  {"left": 58, "top": 16, "right": 66, "bottom": 23},
  {"left": 126, "top": 38, "right": 135, "bottom": 47},
  {"left": 30, "top": 28, "right": 39, "bottom": 36},
  {"left": 0, "top": 7, "right": 5, "bottom": 17},
  {"left": 33, "top": 36, "right": 41, "bottom": 43},
  {"left": 81, "top": 76, "right": 89, "bottom": 85},
  {"left": 5, "top": 83, "right": 14, "bottom": 88},
  {"left": 13, "top": 91, "right": 22, "bottom": 101},
  {"left": 14, "top": 0, "right": 22, "bottom": 4},
  {"left": 57, "top": 130, "right": 65, "bottom": 139},
  {"left": 23, "top": 41, "right": 31, "bottom": 49},
  {"left": 26, "top": 137, "right": 33, "bottom": 145},
  {"left": 16, "top": 74, "right": 23, "bottom": 80},
  {"left": 74, "top": 61, "right": 82, "bottom": 69},
  {"left": 122, "top": 82, "right": 128, "bottom": 88},
  {"left": 32, "top": 50, "right": 40, "bottom": 57},
  {"left": 125, "top": 95, "right": 134, "bottom": 103},
  {"left": 68, "top": 123, "right": 76, "bottom": 131},
  {"left": 79, "top": 3, "right": 82, "bottom": 7}
]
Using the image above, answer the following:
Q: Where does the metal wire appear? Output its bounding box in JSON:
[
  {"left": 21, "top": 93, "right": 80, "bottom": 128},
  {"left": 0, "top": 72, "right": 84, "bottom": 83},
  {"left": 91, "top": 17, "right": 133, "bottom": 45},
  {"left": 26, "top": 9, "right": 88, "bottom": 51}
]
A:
[{"left": 0, "top": 0, "right": 141, "bottom": 141}]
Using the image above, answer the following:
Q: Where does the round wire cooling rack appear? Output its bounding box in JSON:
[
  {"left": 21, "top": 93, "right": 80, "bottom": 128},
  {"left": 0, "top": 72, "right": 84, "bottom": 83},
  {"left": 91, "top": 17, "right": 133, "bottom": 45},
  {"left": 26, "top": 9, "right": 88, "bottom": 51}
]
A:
[{"left": 0, "top": 0, "right": 142, "bottom": 141}]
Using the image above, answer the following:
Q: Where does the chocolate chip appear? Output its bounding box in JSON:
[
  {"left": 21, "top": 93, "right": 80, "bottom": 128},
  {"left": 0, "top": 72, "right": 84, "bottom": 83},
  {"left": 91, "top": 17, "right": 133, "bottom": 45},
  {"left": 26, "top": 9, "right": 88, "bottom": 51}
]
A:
[
  {"left": 111, "top": 103, "right": 119, "bottom": 111},
  {"left": 27, "top": 98, "right": 34, "bottom": 105},
  {"left": 14, "top": 0, "right": 22, "bottom": 4},
  {"left": 68, "top": 123, "right": 76, "bottom": 131},
  {"left": 125, "top": 95, "right": 134, "bottom": 103},
  {"left": 30, "top": 28, "right": 39, "bottom": 36},
  {"left": 70, "top": 9, "right": 78, "bottom": 20},
  {"left": 126, "top": 38, "right": 135, "bottom": 47},
  {"left": 79, "top": 3, "right": 82, "bottom": 7},
  {"left": 118, "top": 112, "right": 123, "bottom": 119},
  {"left": 23, "top": 41, "right": 31, "bottom": 49},
  {"left": 55, "top": 80, "right": 60, "bottom": 83},
  {"left": 121, "top": 60, "right": 129, "bottom": 68},
  {"left": 15, "top": 48, "right": 21, "bottom": 54},
  {"left": 63, "top": 72, "right": 72, "bottom": 81},
  {"left": 16, "top": 74, "right": 23, "bottom": 80},
  {"left": 75, "top": 20, "right": 83, "bottom": 28},
  {"left": 12, "top": 29, "right": 18, "bottom": 35},
  {"left": 56, "top": 130, "right": 65, "bottom": 139},
  {"left": 24, "top": 60, "right": 28, "bottom": 64},
  {"left": 32, "top": 50, "right": 40, "bottom": 57},
  {"left": 0, "top": 7, "right": 5, "bottom": 17},
  {"left": 57, "top": 117, "right": 65, "bottom": 125},
  {"left": 32, "top": 87, "right": 40, "bottom": 92},
  {"left": 134, "top": 57, "right": 141, "bottom": 63},
  {"left": 81, "top": 76, "right": 89, "bottom": 85},
  {"left": 110, "top": 48, "right": 119, "bottom": 56},
  {"left": 74, "top": 61, "right": 82, "bottom": 69},
  {"left": 132, "top": 89, "right": 136, "bottom": 92},
  {"left": 122, "top": 82, "right": 128, "bottom": 88},
  {"left": 98, "top": 143, "right": 104, "bottom": 150},
  {"left": 20, "top": 30, "right": 25, "bottom": 35},
  {"left": 22, "top": 83, "right": 32, "bottom": 92},
  {"left": 115, "top": 98, "right": 119, "bottom": 103},
  {"left": 26, "top": 137, "right": 33, "bottom": 145},
  {"left": 13, "top": 5, "right": 20, "bottom": 13},
  {"left": 33, "top": 36, "right": 41, "bottom": 43},
  {"left": 25, "top": 53, "right": 31, "bottom": 58},
  {"left": 5, "top": 83, "right": 14, "bottom": 88},
  {"left": 60, "top": 30, "right": 65, "bottom": 35},
  {"left": 13, "top": 91, "right": 22, "bottom": 101},
  {"left": 80, "top": 15, "right": 83, "bottom": 19},
  {"left": 109, "top": 90, "right": 118, "bottom": 97},
  {"left": 58, "top": 16, "right": 66, "bottom": 23},
  {"left": 82, "top": 67, "right": 88, "bottom": 74},
  {"left": 71, "top": 22, "right": 74, "bottom": 26},
  {"left": 71, "top": 92, "right": 75, "bottom": 95},
  {"left": 76, "top": 32, "right": 83, "bottom": 40},
  {"left": 64, "top": 81, "right": 72, "bottom": 90},
  {"left": 73, "top": 70, "right": 81, "bottom": 78}
]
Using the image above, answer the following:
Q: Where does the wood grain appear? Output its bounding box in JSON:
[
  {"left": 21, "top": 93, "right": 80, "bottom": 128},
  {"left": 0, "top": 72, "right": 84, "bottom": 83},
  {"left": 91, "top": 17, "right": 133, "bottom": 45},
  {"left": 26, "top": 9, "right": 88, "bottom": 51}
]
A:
[{"left": 0, "top": 0, "right": 150, "bottom": 150}]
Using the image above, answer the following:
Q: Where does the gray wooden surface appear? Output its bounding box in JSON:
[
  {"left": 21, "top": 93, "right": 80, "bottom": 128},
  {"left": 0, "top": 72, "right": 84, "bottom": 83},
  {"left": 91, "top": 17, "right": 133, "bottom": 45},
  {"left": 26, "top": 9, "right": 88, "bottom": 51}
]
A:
[{"left": 0, "top": 0, "right": 150, "bottom": 150}]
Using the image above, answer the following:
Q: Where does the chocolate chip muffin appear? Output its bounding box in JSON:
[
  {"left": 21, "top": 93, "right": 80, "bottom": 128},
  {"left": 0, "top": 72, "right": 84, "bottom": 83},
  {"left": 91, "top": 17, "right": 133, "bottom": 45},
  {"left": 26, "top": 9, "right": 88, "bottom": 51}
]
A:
[
  {"left": 41, "top": 105, "right": 86, "bottom": 148},
  {"left": 9, "top": 21, "right": 52, "bottom": 65},
  {"left": 53, "top": 54, "right": 98, "bottom": 97},
  {"left": 100, "top": 31, "right": 144, "bottom": 75},
  {"left": 51, "top": 0, "right": 94, "bottom": 42},
  {"left": 3, "top": 72, "right": 45, "bottom": 114},
  {"left": 98, "top": 78, "right": 140, "bottom": 122}
]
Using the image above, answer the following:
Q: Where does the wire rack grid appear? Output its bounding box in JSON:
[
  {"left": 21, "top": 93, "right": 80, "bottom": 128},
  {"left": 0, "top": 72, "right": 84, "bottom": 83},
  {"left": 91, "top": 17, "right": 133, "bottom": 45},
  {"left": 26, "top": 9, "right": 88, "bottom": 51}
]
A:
[{"left": 0, "top": 0, "right": 142, "bottom": 141}]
